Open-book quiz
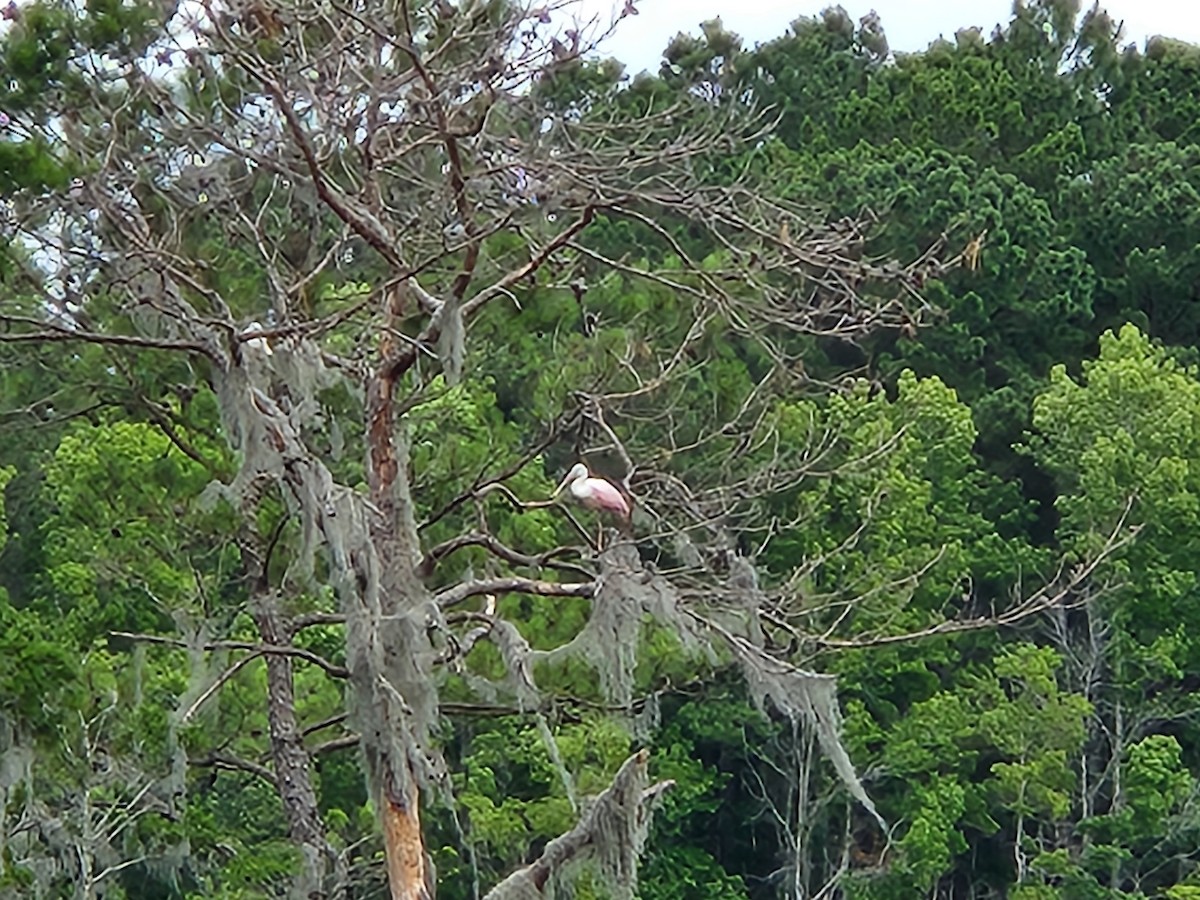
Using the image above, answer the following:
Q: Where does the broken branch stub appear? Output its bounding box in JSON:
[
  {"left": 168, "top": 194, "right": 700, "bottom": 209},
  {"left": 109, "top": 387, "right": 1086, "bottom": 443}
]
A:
[{"left": 483, "top": 750, "right": 672, "bottom": 900}]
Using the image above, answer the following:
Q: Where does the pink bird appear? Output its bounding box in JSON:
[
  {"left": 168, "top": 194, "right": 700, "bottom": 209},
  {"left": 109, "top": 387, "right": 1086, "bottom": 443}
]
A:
[{"left": 553, "top": 462, "right": 630, "bottom": 520}]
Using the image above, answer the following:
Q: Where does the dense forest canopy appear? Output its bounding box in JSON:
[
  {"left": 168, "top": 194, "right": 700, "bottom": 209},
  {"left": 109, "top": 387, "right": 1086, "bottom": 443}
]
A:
[{"left": 2, "top": 0, "right": 1200, "bottom": 897}]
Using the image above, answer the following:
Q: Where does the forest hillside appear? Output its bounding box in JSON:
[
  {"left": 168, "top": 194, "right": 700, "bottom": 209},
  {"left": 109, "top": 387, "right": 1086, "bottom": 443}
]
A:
[{"left": 2, "top": 0, "right": 1200, "bottom": 897}]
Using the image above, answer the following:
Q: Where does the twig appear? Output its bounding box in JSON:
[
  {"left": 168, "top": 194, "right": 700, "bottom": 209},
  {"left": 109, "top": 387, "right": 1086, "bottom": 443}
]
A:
[
  {"left": 191, "top": 752, "right": 278, "bottom": 785},
  {"left": 181, "top": 651, "right": 264, "bottom": 723},
  {"left": 109, "top": 632, "right": 350, "bottom": 678}
]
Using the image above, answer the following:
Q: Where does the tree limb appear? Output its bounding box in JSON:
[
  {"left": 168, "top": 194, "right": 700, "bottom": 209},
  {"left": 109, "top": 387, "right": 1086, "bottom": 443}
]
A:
[
  {"left": 419, "top": 531, "right": 592, "bottom": 579},
  {"left": 109, "top": 632, "right": 350, "bottom": 678},
  {"left": 191, "top": 752, "right": 278, "bottom": 786},
  {"left": 435, "top": 576, "right": 595, "bottom": 609},
  {"left": 0, "top": 325, "right": 211, "bottom": 355}
]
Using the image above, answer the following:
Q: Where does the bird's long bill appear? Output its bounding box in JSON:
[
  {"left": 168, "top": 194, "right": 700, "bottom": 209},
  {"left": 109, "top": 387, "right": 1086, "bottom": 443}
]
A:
[{"left": 552, "top": 472, "right": 572, "bottom": 498}]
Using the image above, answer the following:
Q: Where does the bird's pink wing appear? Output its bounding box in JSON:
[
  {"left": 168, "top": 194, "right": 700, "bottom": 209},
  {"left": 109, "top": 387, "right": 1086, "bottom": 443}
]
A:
[{"left": 587, "top": 478, "right": 630, "bottom": 517}]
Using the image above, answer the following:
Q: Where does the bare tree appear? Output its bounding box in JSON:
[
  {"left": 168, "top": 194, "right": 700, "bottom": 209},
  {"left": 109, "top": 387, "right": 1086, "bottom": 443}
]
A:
[{"left": 0, "top": 0, "right": 1133, "bottom": 896}]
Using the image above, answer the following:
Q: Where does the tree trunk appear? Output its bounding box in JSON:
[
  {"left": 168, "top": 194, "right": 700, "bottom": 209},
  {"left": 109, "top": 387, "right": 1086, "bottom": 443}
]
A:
[
  {"left": 252, "top": 594, "right": 334, "bottom": 899},
  {"left": 381, "top": 771, "right": 432, "bottom": 900},
  {"left": 220, "top": 350, "right": 437, "bottom": 900},
  {"left": 364, "top": 341, "right": 438, "bottom": 900}
]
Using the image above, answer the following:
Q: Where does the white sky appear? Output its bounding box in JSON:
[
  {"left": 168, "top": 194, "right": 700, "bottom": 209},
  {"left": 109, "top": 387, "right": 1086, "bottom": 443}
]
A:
[{"left": 576, "top": 0, "right": 1200, "bottom": 75}]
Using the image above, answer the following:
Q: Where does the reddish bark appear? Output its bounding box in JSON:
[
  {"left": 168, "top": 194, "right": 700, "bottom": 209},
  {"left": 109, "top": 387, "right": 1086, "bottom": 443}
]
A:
[
  {"left": 381, "top": 772, "right": 432, "bottom": 900},
  {"left": 367, "top": 290, "right": 432, "bottom": 897}
]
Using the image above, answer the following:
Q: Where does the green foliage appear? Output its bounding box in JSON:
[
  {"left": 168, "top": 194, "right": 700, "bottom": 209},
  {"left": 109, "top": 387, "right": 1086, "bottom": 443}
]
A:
[
  {"left": 637, "top": 691, "right": 775, "bottom": 898},
  {"left": 1031, "top": 325, "right": 1200, "bottom": 679},
  {"left": 430, "top": 715, "right": 634, "bottom": 893},
  {"left": 845, "top": 644, "right": 1090, "bottom": 898},
  {"left": 38, "top": 420, "right": 232, "bottom": 638},
  {"left": 757, "top": 137, "right": 1095, "bottom": 461},
  {"left": 1122, "top": 735, "right": 1192, "bottom": 832},
  {"left": 981, "top": 645, "right": 1089, "bottom": 821},
  {"left": 0, "top": 597, "right": 81, "bottom": 732},
  {"left": 0, "top": 464, "right": 13, "bottom": 549},
  {"left": 766, "top": 369, "right": 1040, "bottom": 639},
  {"left": 1063, "top": 142, "right": 1200, "bottom": 343}
]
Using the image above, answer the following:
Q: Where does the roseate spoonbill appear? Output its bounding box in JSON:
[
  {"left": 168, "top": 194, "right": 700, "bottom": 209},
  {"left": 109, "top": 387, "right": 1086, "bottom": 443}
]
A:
[{"left": 553, "top": 463, "right": 630, "bottom": 546}]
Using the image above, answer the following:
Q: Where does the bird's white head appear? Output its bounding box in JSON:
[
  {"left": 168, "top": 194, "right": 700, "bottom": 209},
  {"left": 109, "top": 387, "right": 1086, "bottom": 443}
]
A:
[{"left": 553, "top": 462, "right": 590, "bottom": 497}]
